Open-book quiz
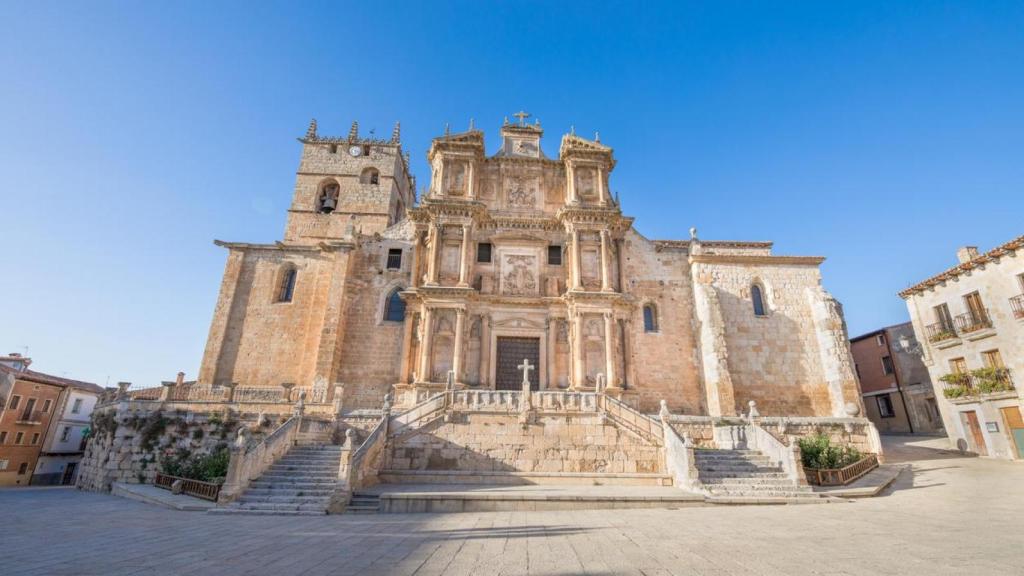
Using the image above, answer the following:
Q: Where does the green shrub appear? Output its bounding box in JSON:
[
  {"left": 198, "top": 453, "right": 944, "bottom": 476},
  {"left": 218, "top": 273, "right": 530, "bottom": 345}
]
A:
[
  {"left": 160, "top": 447, "right": 230, "bottom": 484},
  {"left": 797, "top": 434, "right": 862, "bottom": 470}
]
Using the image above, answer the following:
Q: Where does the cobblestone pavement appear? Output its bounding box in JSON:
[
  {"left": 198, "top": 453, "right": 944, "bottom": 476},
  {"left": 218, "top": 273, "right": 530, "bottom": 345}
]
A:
[{"left": 2, "top": 436, "right": 1022, "bottom": 576}]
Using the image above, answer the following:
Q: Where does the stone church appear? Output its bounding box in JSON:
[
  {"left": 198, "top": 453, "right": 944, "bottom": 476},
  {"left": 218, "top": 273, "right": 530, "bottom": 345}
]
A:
[{"left": 197, "top": 114, "right": 862, "bottom": 418}]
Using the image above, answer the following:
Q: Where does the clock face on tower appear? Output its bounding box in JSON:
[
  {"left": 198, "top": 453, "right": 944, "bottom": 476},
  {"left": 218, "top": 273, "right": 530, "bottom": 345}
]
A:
[{"left": 349, "top": 145, "right": 362, "bottom": 157}]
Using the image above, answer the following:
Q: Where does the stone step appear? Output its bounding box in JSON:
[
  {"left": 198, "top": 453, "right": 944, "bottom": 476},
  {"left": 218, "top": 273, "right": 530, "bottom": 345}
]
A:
[
  {"left": 707, "top": 496, "right": 828, "bottom": 505},
  {"left": 697, "top": 463, "right": 782, "bottom": 472},
  {"left": 706, "top": 484, "right": 812, "bottom": 494},
  {"left": 239, "top": 495, "right": 332, "bottom": 505},
  {"left": 209, "top": 508, "right": 327, "bottom": 516},
  {"left": 379, "top": 470, "right": 673, "bottom": 487},
  {"left": 242, "top": 488, "right": 334, "bottom": 498},
  {"left": 706, "top": 489, "right": 819, "bottom": 498},
  {"left": 267, "top": 464, "right": 339, "bottom": 473},
  {"left": 258, "top": 472, "right": 337, "bottom": 480},
  {"left": 700, "top": 477, "right": 797, "bottom": 486},
  {"left": 249, "top": 477, "right": 337, "bottom": 485},
  {"left": 698, "top": 470, "right": 788, "bottom": 478},
  {"left": 694, "top": 455, "right": 773, "bottom": 464},
  {"left": 228, "top": 502, "right": 327, "bottom": 512}
]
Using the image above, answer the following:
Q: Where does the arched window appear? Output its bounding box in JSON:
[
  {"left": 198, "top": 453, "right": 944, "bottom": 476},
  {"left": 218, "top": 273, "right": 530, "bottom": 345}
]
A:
[
  {"left": 361, "top": 167, "right": 380, "bottom": 185},
  {"left": 384, "top": 288, "right": 406, "bottom": 322},
  {"left": 643, "top": 304, "right": 658, "bottom": 333},
  {"left": 277, "top": 266, "right": 297, "bottom": 303},
  {"left": 317, "top": 182, "right": 339, "bottom": 214},
  {"left": 751, "top": 284, "right": 767, "bottom": 317}
]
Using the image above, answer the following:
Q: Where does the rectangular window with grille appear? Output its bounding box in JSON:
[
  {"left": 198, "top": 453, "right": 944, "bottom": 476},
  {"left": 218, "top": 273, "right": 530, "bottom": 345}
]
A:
[
  {"left": 881, "top": 355, "right": 895, "bottom": 375},
  {"left": 548, "top": 245, "right": 562, "bottom": 265},
  {"left": 477, "top": 243, "right": 492, "bottom": 263},
  {"left": 877, "top": 394, "right": 896, "bottom": 418},
  {"left": 386, "top": 248, "right": 402, "bottom": 270},
  {"left": 72, "top": 398, "right": 83, "bottom": 414}
]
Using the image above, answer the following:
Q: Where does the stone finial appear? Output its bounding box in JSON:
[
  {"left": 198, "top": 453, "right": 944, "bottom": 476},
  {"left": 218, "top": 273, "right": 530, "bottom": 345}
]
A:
[
  {"left": 233, "top": 427, "right": 249, "bottom": 451},
  {"left": 570, "top": 124, "right": 576, "bottom": 136},
  {"left": 444, "top": 122, "right": 450, "bottom": 136},
  {"left": 293, "top": 391, "right": 306, "bottom": 417},
  {"left": 175, "top": 372, "right": 185, "bottom": 386},
  {"left": 306, "top": 118, "right": 317, "bottom": 139},
  {"left": 391, "top": 121, "right": 401, "bottom": 143},
  {"left": 348, "top": 121, "right": 359, "bottom": 141},
  {"left": 844, "top": 402, "right": 861, "bottom": 417},
  {"left": 689, "top": 227, "right": 697, "bottom": 240},
  {"left": 503, "top": 116, "right": 510, "bottom": 125},
  {"left": 116, "top": 382, "right": 131, "bottom": 399},
  {"left": 343, "top": 428, "right": 356, "bottom": 449},
  {"left": 468, "top": 118, "right": 475, "bottom": 130},
  {"left": 594, "top": 131, "right": 600, "bottom": 143},
  {"left": 382, "top": 392, "right": 393, "bottom": 415},
  {"left": 746, "top": 400, "right": 760, "bottom": 419},
  {"left": 659, "top": 399, "right": 670, "bottom": 419}
]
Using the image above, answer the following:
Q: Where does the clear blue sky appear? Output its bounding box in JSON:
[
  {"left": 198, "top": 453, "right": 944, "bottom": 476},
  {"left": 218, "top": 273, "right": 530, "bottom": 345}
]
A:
[{"left": 2, "top": 2, "right": 1022, "bottom": 387}]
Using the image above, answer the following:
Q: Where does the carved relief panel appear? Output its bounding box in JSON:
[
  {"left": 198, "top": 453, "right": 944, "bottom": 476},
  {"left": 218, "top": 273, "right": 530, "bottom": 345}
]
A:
[
  {"left": 499, "top": 251, "right": 540, "bottom": 296},
  {"left": 504, "top": 175, "right": 539, "bottom": 210},
  {"left": 446, "top": 161, "right": 467, "bottom": 196},
  {"left": 575, "top": 166, "right": 598, "bottom": 201}
]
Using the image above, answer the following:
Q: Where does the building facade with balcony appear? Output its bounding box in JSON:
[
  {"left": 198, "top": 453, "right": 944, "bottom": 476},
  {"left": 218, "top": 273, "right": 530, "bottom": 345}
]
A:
[
  {"left": 850, "top": 322, "right": 944, "bottom": 435},
  {"left": 900, "top": 237, "right": 1024, "bottom": 459},
  {"left": 0, "top": 354, "right": 101, "bottom": 486}
]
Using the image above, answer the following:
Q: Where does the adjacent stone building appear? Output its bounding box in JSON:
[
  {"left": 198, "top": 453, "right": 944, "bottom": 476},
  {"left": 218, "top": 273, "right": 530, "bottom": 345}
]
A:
[
  {"left": 195, "top": 114, "right": 863, "bottom": 420},
  {"left": 850, "top": 323, "right": 944, "bottom": 435},
  {"left": 900, "top": 237, "right": 1024, "bottom": 459}
]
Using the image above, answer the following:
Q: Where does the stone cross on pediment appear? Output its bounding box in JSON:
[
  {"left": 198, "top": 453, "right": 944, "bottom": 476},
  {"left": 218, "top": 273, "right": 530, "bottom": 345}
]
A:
[
  {"left": 518, "top": 358, "right": 535, "bottom": 389},
  {"left": 513, "top": 111, "right": 530, "bottom": 126}
]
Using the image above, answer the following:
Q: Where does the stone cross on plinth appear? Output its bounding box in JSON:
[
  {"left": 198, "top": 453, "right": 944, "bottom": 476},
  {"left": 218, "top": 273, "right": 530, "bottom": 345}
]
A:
[{"left": 518, "top": 358, "right": 534, "bottom": 391}]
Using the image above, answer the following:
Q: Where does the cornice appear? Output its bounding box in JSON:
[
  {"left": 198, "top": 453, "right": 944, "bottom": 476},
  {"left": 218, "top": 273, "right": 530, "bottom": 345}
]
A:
[
  {"left": 213, "top": 240, "right": 355, "bottom": 252},
  {"left": 653, "top": 240, "right": 773, "bottom": 252},
  {"left": 899, "top": 234, "right": 1024, "bottom": 299},
  {"left": 688, "top": 254, "right": 825, "bottom": 266}
]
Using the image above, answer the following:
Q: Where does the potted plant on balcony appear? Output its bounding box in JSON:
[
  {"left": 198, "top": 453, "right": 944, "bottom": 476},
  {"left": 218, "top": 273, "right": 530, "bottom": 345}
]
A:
[
  {"left": 970, "top": 367, "right": 1013, "bottom": 395},
  {"left": 939, "top": 372, "right": 971, "bottom": 399}
]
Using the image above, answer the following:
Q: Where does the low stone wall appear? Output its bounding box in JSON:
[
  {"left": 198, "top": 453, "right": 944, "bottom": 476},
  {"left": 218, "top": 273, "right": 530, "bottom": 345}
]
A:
[
  {"left": 387, "top": 413, "right": 664, "bottom": 475},
  {"left": 666, "top": 415, "right": 881, "bottom": 455}
]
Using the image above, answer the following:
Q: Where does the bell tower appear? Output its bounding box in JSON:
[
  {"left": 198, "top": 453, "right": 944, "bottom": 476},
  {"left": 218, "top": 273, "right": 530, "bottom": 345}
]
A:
[{"left": 283, "top": 119, "right": 416, "bottom": 243}]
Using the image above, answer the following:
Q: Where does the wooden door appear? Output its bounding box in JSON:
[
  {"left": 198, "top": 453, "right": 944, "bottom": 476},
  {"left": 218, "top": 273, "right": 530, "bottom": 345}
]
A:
[
  {"left": 1000, "top": 407, "right": 1024, "bottom": 459},
  {"left": 495, "top": 337, "right": 540, "bottom": 391},
  {"left": 960, "top": 411, "right": 988, "bottom": 456}
]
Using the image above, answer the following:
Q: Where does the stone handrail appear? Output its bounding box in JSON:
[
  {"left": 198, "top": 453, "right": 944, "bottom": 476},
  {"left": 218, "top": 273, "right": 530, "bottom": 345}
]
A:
[
  {"left": 389, "top": 393, "right": 447, "bottom": 436},
  {"left": 661, "top": 416, "right": 702, "bottom": 493},
  {"left": 330, "top": 414, "right": 389, "bottom": 513},
  {"left": 218, "top": 415, "right": 301, "bottom": 504},
  {"left": 599, "top": 394, "right": 664, "bottom": 446},
  {"left": 746, "top": 422, "right": 807, "bottom": 486}
]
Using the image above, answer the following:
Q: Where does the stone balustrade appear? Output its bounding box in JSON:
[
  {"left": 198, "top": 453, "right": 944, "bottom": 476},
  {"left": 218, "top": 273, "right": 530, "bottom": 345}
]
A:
[{"left": 219, "top": 415, "right": 302, "bottom": 504}]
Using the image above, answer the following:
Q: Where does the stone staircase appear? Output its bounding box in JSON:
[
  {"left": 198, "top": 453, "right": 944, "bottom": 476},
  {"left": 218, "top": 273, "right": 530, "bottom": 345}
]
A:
[
  {"left": 209, "top": 444, "right": 342, "bottom": 516},
  {"left": 346, "top": 492, "right": 381, "bottom": 514},
  {"left": 694, "top": 449, "right": 820, "bottom": 503}
]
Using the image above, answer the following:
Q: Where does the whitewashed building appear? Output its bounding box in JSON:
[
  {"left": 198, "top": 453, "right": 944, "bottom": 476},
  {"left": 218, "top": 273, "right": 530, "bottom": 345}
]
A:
[
  {"left": 33, "top": 379, "right": 103, "bottom": 485},
  {"left": 900, "top": 236, "right": 1024, "bottom": 460}
]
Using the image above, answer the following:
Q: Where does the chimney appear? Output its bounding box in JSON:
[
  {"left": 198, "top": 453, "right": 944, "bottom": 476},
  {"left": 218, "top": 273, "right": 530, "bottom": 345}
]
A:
[
  {"left": 956, "top": 246, "right": 980, "bottom": 264},
  {"left": 176, "top": 371, "right": 185, "bottom": 386}
]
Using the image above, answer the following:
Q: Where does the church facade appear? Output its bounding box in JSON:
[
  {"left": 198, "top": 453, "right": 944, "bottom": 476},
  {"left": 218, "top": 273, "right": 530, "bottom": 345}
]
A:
[{"left": 197, "top": 115, "right": 863, "bottom": 418}]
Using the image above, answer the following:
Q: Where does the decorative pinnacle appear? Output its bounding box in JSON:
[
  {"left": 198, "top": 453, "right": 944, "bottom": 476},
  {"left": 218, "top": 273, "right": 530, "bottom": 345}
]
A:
[
  {"left": 570, "top": 125, "right": 575, "bottom": 136},
  {"left": 594, "top": 131, "right": 600, "bottom": 143},
  {"left": 391, "top": 121, "right": 401, "bottom": 143},
  {"left": 306, "top": 118, "right": 317, "bottom": 139},
  {"left": 469, "top": 118, "right": 475, "bottom": 130},
  {"left": 348, "top": 121, "right": 359, "bottom": 141},
  {"left": 503, "top": 116, "right": 510, "bottom": 126},
  {"left": 444, "top": 123, "right": 450, "bottom": 136}
]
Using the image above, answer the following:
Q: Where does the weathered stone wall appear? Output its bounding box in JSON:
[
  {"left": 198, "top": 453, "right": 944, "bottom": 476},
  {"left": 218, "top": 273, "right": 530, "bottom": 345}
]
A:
[
  {"left": 621, "top": 231, "right": 703, "bottom": 414},
  {"left": 76, "top": 405, "right": 260, "bottom": 492},
  {"left": 694, "top": 261, "right": 831, "bottom": 416},
  {"left": 387, "top": 413, "right": 664, "bottom": 474},
  {"left": 668, "top": 417, "right": 877, "bottom": 454}
]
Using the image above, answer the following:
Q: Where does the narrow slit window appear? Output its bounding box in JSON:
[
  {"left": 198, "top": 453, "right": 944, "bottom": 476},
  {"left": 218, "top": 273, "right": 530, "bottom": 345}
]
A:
[
  {"left": 643, "top": 305, "right": 658, "bottom": 333},
  {"left": 752, "top": 284, "right": 767, "bottom": 316},
  {"left": 278, "top": 267, "right": 297, "bottom": 303}
]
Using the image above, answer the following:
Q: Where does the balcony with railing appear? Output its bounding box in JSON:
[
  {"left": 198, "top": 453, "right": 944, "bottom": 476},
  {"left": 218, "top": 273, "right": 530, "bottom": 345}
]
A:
[
  {"left": 940, "top": 367, "right": 1015, "bottom": 401},
  {"left": 1010, "top": 294, "right": 1024, "bottom": 320},
  {"left": 925, "top": 321, "right": 958, "bottom": 344},
  {"left": 954, "top": 309, "right": 992, "bottom": 335},
  {"left": 16, "top": 410, "right": 46, "bottom": 424}
]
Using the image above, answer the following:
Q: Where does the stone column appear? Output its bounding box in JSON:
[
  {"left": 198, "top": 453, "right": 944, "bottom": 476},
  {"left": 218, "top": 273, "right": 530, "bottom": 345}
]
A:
[
  {"left": 546, "top": 318, "right": 557, "bottom": 389},
  {"left": 452, "top": 308, "right": 466, "bottom": 385},
  {"left": 399, "top": 309, "right": 416, "bottom": 384},
  {"left": 603, "top": 312, "right": 617, "bottom": 389},
  {"left": 570, "top": 228, "right": 582, "bottom": 290},
  {"left": 599, "top": 230, "right": 611, "bottom": 292},
  {"left": 597, "top": 166, "right": 608, "bottom": 206},
  {"left": 620, "top": 320, "right": 633, "bottom": 389},
  {"left": 410, "top": 229, "right": 423, "bottom": 288},
  {"left": 458, "top": 224, "right": 472, "bottom": 287},
  {"left": 566, "top": 162, "right": 578, "bottom": 204},
  {"left": 467, "top": 162, "right": 476, "bottom": 199},
  {"left": 571, "top": 313, "right": 585, "bottom": 390},
  {"left": 418, "top": 307, "right": 434, "bottom": 382},
  {"left": 615, "top": 238, "right": 626, "bottom": 294},
  {"left": 480, "top": 315, "right": 491, "bottom": 388},
  {"left": 426, "top": 224, "right": 441, "bottom": 285}
]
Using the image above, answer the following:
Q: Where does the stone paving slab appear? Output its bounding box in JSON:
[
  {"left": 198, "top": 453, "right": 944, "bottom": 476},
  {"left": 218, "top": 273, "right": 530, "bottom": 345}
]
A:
[{"left": 1, "top": 437, "right": 1022, "bottom": 575}]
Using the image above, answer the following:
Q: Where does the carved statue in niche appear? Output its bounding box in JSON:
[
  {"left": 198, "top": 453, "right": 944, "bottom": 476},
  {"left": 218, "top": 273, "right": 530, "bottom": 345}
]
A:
[
  {"left": 585, "top": 318, "right": 603, "bottom": 339},
  {"left": 576, "top": 167, "right": 596, "bottom": 199},
  {"left": 502, "top": 254, "right": 538, "bottom": 295},
  {"left": 506, "top": 176, "right": 536, "bottom": 208}
]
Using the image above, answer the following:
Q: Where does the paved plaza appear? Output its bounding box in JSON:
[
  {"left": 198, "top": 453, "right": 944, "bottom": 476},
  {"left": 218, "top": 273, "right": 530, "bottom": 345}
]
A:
[{"left": 3, "top": 436, "right": 1022, "bottom": 576}]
